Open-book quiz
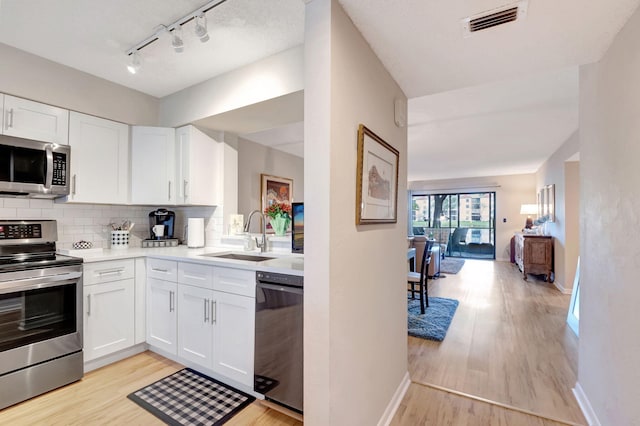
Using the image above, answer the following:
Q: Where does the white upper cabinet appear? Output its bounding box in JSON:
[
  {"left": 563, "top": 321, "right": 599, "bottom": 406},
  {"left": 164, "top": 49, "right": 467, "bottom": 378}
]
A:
[
  {"left": 68, "top": 111, "right": 129, "bottom": 204},
  {"left": 130, "top": 126, "right": 176, "bottom": 205},
  {"left": 176, "top": 125, "right": 220, "bottom": 206},
  {"left": 1, "top": 95, "right": 69, "bottom": 144}
]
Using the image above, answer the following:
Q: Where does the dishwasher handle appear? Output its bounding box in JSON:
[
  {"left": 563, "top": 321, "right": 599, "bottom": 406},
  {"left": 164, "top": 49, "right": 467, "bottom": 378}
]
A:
[{"left": 257, "top": 282, "right": 303, "bottom": 296}]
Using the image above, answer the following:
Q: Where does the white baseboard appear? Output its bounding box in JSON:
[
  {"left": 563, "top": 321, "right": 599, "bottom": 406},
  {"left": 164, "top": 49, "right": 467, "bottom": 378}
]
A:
[
  {"left": 554, "top": 280, "right": 572, "bottom": 294},
  {"left": 573, "top": 382, "right": 601, "bottom": 426},
  {"left": 377, "top": 371, "right": 411, "bottom": 426},
  {"left": 84, "top": 343, "right": 147, "bottom": 373}
]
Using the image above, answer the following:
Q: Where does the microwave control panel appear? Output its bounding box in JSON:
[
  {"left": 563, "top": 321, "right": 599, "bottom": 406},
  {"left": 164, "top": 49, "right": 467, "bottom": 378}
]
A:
[
  {"left": 0, "top": 224, "right": 42, "bottom": 240},
  {"left": 52, "top": 152, "right": 67, "bottom": 186}
]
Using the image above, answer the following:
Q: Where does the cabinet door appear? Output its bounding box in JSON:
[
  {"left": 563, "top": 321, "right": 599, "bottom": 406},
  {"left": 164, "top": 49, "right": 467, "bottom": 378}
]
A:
[
  {"left": 176, "top": 125, "right": 220, "bottom": 205},
  {"left": 130, "top": 126, "right": 176, "bottom": 205},
  {"left": 525, "top": 239, "right": 551, "bottom": 267},
  {"left": 68, "top": 112, "right": 129, "bottom": 204},
  {"left": 84, "top": 279, "right": 135, "bottom": 361},
  {"left": 212, "top": 291, "right": 255, "bottom": 386},
  {"left": 2, "top": 95, "right": 69, "bottom": 144},
  {"left": 146, "top": 278, "right": 177, "bottom": 355},
  {"left": 178, "top": 285, "right": 214, "bottom": 368}
]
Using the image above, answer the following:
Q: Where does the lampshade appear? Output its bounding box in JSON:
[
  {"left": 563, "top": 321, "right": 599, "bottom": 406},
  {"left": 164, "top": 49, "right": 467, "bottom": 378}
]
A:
[{"left": 520, "top": 204, "right": 537, "bottom": 215}]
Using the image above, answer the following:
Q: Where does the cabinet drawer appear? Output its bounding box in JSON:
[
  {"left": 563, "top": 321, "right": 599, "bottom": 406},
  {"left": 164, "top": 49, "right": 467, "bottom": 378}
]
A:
[
  {"left": 178, "top": 262, "right": 213, "bottom": 289},
  {"left": 213, "top": 267, "right": 255, "bottom": 297},
  {"left": 84, "top": 259, "right": 135, "bottom": 286},
  {"left": 147, "top": 258, "right": 178, "bottom": 282}
]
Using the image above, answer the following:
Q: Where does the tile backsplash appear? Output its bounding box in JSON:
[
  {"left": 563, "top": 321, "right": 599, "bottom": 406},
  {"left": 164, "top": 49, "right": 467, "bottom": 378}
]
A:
[{"left": 0, "top": 198, "right": 222, "bottom": 249}]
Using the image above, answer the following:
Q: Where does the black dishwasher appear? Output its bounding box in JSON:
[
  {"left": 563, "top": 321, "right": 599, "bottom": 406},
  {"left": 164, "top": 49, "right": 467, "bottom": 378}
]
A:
[{"left": 254, "top": 271, "right": 303, "bottom": 413}]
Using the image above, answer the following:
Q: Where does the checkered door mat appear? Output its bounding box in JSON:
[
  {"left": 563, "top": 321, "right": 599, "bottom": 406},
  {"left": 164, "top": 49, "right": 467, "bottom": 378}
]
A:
[{"left": 128, "top": 368, "right": 255, "bottom": 426}]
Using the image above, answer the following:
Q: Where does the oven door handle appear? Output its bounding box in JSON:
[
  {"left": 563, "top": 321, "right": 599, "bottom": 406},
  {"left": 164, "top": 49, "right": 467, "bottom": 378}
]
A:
[{"left": 0, "top": 271, "right": 82, "bottom": 294}]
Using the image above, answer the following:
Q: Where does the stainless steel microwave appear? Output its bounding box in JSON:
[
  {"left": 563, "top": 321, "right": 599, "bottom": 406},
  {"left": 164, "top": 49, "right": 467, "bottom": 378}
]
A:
[{"left": 0, "top": 135, "right": 70, "bottom": 198}]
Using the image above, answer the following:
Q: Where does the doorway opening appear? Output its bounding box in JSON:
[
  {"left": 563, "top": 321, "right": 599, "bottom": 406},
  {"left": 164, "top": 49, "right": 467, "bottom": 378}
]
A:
[{"left": 410, "top": 192, "right": 496, "bottom": 259}]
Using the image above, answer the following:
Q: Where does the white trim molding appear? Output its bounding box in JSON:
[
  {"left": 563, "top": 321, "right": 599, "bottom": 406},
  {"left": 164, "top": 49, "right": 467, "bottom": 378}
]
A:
[
  {"left": 573, "top": 382, "right": 601, "bottom": 426},
  {"left": 377, "top": 371, "right": 411, "bottom": 426}
]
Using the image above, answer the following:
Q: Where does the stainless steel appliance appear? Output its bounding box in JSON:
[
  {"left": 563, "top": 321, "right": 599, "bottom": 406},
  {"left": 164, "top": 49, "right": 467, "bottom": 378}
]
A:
[
  {"left": 0, "top": 220, "right": 83, "bottom": 410},
  {"left": 254, "top": 271, "right": 303, "bottom": 413},
  {"left": 0, "top": 135, "right": 70, "bottom": 198}
]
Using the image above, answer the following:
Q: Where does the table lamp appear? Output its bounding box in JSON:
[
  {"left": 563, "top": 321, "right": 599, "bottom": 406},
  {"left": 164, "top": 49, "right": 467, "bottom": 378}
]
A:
[{"left": 520, "top": 204, "right": 538, "bottom": 229}]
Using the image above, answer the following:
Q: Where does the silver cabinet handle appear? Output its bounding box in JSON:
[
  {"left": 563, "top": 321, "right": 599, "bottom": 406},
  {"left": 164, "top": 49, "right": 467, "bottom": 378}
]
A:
[
  {"left": 72, "top": 174, "right": 77, "bottom": 196},
  {"left": 152, "top": 268, "right": 168, "bottom": 273},
  {"left": 169, "top": 291, "right": 174, "bottom": 312},
  {"left": 97, "top": 268, "right": 124, "bottom": 276},
  {"left": 168, "top": 181, "right": 172, "bottom": 200},
  {"left": 183, "top": 180, "right": 188, "bottom": 199},
  {"left": 204, "top": 298, "right": 209, "bottom": 322},
  {"left": 6, "top": 108, "right": 14, "bottom": 129},
  {"left": 211, "top": 300, "right": 216, "bottom": 324},
  {"left": 87, "top": 294, "right": 91, "bottom": 316}
]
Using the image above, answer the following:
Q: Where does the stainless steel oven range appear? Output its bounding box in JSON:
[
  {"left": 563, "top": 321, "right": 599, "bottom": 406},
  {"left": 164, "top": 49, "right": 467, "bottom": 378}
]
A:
[{"left": 0, "top": 220, "right": 83, "bottom": 410}]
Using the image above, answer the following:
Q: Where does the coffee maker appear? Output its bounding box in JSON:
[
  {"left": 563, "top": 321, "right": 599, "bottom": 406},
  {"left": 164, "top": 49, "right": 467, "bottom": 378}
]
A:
[{"left": 148, "top": 208, "right": 175, "bottom": 239}]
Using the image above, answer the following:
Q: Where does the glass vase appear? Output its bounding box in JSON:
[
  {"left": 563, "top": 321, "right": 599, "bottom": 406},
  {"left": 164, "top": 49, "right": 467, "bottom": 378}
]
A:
[{"left": 270, "top": 215, "right": 290, "bottom": 236}]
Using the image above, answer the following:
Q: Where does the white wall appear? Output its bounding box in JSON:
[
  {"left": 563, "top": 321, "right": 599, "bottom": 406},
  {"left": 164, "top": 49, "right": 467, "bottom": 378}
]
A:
[
  {"left": 578, "top": 4, "right": 640, "bottom": 425},
  {"left": 409, "top": 174, "right": 536, "bottom": 261},
  {"left": 237, "top": 137, "right": 304, "bottom": 230},
  {"left": 0, "top": 43, "right": 159, "bottom": 125},
  {"left": 158, "top": 46, "right": 304, "bottom": 127},
  {"left": 564, "top": 161, "right": 580, "bottom": 291},
  {"left": 304, "top": 0, "right": 408, "bottom": 424},
  {"left": 535, "top": 132, "right": 580, "bottom": 292}
]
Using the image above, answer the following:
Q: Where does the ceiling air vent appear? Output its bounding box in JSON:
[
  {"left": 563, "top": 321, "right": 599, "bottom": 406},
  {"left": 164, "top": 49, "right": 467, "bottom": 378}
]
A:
[{"left": 462, "top": 1, "right": 528, "bottom": 37}]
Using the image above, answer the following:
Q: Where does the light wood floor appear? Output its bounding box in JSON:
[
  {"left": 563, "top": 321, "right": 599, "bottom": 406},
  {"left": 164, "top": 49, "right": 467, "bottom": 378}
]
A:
[
  {"left": 396, "top": 259, "right": 586, "bottom": 425},
  {"left": 0, "top": 260, "right": 585, "bottom": 425},
  {"left": 0, "top": 351, "right": 300, "bottom": 426}
]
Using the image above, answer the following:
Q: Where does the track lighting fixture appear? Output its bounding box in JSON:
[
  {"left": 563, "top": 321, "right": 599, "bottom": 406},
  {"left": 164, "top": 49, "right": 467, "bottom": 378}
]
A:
[
  {"left": 171, "top": 25, "right": 184, "bottom": 53},
  {"left": 124, "top": 0, "right": 225, "bottom": 73},
  {"left": 194, "top": 13, "right": 210, "bottom": 43},
  {"left": 127, "top": 51, "right": 142, "bottom": 74}
]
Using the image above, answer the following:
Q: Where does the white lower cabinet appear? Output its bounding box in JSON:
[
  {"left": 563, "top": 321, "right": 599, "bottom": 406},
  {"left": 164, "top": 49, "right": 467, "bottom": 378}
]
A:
[
  {"left": 83, "top": 259, "right": 136, "bottom": 362},
  {"left": 211, "top": 290, "right": 255, "bottom": 386},
  {"left": 146, "top": 277, "right": 178, "bottom": 355},
  {"left": 178, "top": 284, "right": 214, "bottom": 366}
]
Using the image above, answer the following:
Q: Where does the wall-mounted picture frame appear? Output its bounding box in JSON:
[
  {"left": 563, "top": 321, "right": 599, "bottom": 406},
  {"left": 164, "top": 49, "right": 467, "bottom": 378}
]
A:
[
  {"left": 356, "top": 124, "right": 399, "bottom": 225},
  {"left": 261, "top": 174, "right": 293, "bottom": 231},
  {"left": 546, "top": 184, "right": 555, "bottom": 222}
]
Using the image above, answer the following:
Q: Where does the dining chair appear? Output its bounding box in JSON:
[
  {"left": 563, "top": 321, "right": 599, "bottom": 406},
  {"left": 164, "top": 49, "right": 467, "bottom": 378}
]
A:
[{"left": 407, "top": 240, "right": 433, "bottom": 314}]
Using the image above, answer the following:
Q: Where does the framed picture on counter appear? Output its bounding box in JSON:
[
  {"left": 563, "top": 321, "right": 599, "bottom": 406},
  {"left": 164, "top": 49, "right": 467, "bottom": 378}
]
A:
[{"left": 355, "top": 124, "right": 399, "bottom": 225}]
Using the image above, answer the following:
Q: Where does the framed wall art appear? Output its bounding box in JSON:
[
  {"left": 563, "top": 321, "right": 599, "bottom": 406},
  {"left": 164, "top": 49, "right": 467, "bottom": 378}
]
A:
[
  {"left": 356, "top": 124, "right": 399, "bottom": 224},
  {"left": 261, "top": 174, "right": 293, "bottom": 209}
]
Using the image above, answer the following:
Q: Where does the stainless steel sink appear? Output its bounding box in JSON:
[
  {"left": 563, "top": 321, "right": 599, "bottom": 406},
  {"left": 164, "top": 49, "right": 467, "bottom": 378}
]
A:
[{"left": 199, "top": 252, "right": 275, "bottom": 262}]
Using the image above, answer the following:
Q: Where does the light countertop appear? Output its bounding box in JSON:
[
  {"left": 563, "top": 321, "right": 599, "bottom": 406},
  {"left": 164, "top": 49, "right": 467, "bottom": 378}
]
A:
[{"left": 59, "top": 245, "right": 304, "bottom": 276}]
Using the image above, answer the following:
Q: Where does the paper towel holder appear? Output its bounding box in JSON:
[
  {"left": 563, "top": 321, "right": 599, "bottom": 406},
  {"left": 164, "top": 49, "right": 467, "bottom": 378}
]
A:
[{"left": 186, "top": 217, "right": 205, "bottom": 248}]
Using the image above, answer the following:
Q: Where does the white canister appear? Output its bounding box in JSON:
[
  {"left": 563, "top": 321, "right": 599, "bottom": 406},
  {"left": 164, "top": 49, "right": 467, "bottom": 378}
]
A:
[
  {"left": 111, "top": 230, "right": 129, "bottom": 249},
  {"left": 187, "top": 218, "right": 205, "bottom": 248}
]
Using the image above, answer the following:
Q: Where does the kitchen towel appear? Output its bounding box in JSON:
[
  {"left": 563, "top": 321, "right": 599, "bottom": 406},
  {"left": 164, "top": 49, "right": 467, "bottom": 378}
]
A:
[{"left": 187, "top": 218, "right": 205, "bottom": 248}]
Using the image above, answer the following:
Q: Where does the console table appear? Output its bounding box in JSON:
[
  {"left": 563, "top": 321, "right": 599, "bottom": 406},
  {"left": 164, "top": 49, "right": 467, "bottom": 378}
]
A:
[{"left": 514, "top": 234, "right": 554, "bottom": 282}]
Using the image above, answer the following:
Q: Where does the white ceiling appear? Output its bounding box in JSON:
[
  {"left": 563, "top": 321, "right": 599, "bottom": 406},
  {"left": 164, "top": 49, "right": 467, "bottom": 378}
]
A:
[
  {"left": 1, "top": 0, "right": 639, "bottom": 180},
  {"left": 0, "top": 0, "right": 305, "bottom": 98}
]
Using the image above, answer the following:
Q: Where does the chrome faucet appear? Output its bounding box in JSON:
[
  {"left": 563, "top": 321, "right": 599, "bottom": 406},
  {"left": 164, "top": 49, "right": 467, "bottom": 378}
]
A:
[{"left": 244, "top": 210, "right": 267, "bottom": 253}]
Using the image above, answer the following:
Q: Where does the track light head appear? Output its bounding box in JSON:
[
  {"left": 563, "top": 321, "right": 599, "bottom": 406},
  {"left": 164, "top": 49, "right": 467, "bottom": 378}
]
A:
[
  {"left": 194, "top": 13, "right": 210, "bottom": 43},
  {"left": 127, "top": 51, "right": 142, "bottom": 74},
  {"left": 171, "top": 25, "right": 184, "bottom": 53}
]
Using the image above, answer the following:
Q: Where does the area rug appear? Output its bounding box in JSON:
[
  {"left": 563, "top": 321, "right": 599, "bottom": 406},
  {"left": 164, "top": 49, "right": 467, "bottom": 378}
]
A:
[
  {"left": 440, "top": 257, "right": 465, "bottom": 274},
  {"left": 408, "top": 297, "right": 459, "bottom": 341},
  {"left": 127, "top": 368, "right": 255, "bottom": 426}
]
